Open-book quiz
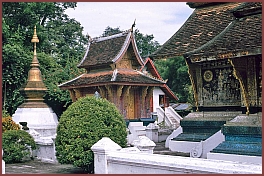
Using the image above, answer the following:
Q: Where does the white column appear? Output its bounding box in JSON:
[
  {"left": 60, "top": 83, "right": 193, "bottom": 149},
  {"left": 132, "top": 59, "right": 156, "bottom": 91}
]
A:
[{"left": 91, "top": 137, "right": 121, "bottom": 174}]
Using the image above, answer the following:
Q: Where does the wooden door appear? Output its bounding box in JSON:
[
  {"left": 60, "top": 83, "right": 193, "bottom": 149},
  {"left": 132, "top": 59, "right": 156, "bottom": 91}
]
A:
[{"left": 127, "top": 89, "right": 135, "bottom": 119}]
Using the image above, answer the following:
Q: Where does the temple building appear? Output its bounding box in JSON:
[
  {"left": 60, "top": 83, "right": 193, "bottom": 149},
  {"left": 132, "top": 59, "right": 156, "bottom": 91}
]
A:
[
  {"left": 150, "top": 2, "right": 262, "bottom": 162},
  {"left": 59, "top": 27, "right": 178, "bottom": 120}
]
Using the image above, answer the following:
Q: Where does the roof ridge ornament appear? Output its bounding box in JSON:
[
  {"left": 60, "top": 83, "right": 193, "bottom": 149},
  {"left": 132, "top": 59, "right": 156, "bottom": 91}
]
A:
[
  {"left": 131, "top": 19, "right": 136, "bottom": 32},
  {"left": 87, "top": 33, "right": 92, "bottom": 41}
]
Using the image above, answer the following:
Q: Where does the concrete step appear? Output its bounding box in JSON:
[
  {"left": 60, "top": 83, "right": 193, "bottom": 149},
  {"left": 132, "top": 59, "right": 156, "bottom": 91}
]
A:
[
  {"left": 153, "top": 142, "right": 189, "bottom": 157},
  {"left": 172, "top": 133, "right": 215, "bottom": 142}
]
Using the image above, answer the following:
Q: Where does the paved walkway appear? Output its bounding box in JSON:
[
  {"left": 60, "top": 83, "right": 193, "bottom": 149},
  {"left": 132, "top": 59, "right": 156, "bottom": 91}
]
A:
[
  {"left": 5, "top": 160, "right": 87, "bottom": 174},
  {"left": 4, "top": 142, "right": 186, "bottom": 174}
]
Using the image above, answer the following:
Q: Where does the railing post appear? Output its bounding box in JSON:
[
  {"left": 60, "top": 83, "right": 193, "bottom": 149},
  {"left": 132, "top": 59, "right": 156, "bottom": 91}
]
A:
[
  {"left": 146, "top": 123, "right": 159, "bottom": 142},
  {"left": 132, "top": 136, "right": 156, "bottom": 154},
  {"left": 2, "top": 149, "right": 5, "bottom": 174},
  {"left": 91, "top": 137, "right": 121, "bottom": 174}
]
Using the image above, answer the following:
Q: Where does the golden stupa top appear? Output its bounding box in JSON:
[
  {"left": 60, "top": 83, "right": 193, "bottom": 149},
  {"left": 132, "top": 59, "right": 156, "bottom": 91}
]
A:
[{"left": 19, "top": 26, "right": 47, "bottom": 107}]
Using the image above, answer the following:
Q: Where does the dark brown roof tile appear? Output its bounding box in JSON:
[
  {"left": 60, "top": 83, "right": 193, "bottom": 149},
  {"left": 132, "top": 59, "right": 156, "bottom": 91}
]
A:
[
  {"left": 184, "top": 3, "right": 262, "bottom": 62},
  {"left": 150, "top": 2, "right": 243, "bottom": 60},
  {"left": 78, "top": 31, "right": 131, "bottom": 68},
  {"left": 59, "top": 69, "right": 165, "bottom": 89}
]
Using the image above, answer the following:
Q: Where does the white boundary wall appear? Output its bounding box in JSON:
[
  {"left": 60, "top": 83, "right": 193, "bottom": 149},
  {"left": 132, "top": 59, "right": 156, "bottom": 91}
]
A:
[{"left": 91, "top": 137, "right": 262, "bottom": 174}]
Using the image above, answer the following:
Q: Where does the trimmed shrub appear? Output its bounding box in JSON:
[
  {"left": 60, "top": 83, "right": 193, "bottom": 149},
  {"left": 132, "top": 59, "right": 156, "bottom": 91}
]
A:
[
  {"left": 2, "top": 109, "right": 10, "bottom": 118},
  {"left": 55, "top": 96, "right": 127, "bottom": 173},
  {"left": 2, "top": 116, "right": 20, "bottom": 132},
  {"left": 2, "top": 130, "right": 37, "bottom": 163}
]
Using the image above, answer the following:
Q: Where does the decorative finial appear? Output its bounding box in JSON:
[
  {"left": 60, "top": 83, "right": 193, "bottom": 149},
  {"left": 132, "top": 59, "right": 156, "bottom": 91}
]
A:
[
  {"left": 31, "top": 26, "right": 39, "bottom": 57},
  {"left": 131, "top": 19, "right": 136, "bottom": 31},
  {"left": 87, "top": 33, "right": 92, "bottom": 41},
  {"left": 31, "top": 26, "right": 39, "bottom": 43}
]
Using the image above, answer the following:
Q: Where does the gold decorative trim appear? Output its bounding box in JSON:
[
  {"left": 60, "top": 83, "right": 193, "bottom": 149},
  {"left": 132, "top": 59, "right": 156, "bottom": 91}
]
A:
[
  {"left": 98, "top": 86, "right": 106, "bottom": 98},
  {"left": 228, "top": 58, "right": 249, "bottom": 115},
  {"left": 105, "top": 85, "right": 113, "bottom": 102},
  {"left": 203, "top": 70, "right": 213, "bottom": 82},
  {"left": 73, "top": 89, "right": 81, "bottom": 99},
  {"left": 117, "top": 85, "right": 124, "bottom": 98},
  {"left": 186, "top": 60, "right": 199, "bottom": 111}
]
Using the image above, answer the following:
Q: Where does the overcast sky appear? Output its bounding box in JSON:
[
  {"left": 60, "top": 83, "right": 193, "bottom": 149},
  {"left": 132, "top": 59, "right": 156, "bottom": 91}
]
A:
[{"left": 65, "top": 2, "right": 194, "bottom": 45}]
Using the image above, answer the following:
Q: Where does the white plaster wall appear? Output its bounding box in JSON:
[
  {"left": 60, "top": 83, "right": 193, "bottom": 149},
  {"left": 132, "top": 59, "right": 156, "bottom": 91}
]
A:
[
  {"left": 92, "top": 137, "right": 262, "bottom": 174},
  {"left": 153, "top": 87, "right": 164, "bottom": 113},
  {"left": 104, "top": 151, "right": 262, "bottom": 174},
  {"left": 207, "top": 152, "right": 262, "bottom": 164}
]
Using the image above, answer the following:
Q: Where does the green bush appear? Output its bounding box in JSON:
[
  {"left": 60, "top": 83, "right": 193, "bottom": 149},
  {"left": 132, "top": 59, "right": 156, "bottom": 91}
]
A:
[
  {"left": 2, "top": 130, "right": 37, "bottom": 163},
  {"left": 2, "top": 116, "right": 20, "bottom": 133},
  {"left": 55, "top": 96, "right": 127, "bottom": 173},
  {"left": 2, "top": 109, "right": 10, "bottom": 118}
]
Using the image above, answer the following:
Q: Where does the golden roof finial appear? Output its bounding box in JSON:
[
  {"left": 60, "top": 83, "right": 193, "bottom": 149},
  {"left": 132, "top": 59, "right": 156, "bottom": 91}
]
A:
[{"left": 31, "top": 25, "right": 39, "bottom": 43}]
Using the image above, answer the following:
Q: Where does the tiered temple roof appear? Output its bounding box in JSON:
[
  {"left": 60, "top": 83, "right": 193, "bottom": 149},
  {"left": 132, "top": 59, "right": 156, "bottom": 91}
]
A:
[
  {"left": 184, "top": 2, "right": 262, "bottom": 62},
  {"left": 150, "top": 2, "right": 243, "bottom": 60},
  {"left": 78, "top": 29, "right": 143, "bottom": 69}
]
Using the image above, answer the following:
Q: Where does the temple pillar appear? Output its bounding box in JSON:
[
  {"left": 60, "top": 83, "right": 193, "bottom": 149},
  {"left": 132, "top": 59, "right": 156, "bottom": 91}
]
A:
[
  {"left": 105, "top": 85, "right": 114, "bottom": 103},
  {"left": 122, "top": 86, "right": 131, "bottom": 119},
  {"left": 98, "top": 86, "right": 107, "bottom": 99},
  {"left": 146, "top": 87, "right": 154, "bottom": 118},
  {"left": 69, "top": 89, "right": 76, "bottom": 102},
  {"left": 117, "top": 85, "right": 124, "bottom": 110},
  {"left": 73, "top": 88, "right": 82, "bottom": 100},
  {"left": 141, "top": 86, "right": 148, "bottom": 117}
]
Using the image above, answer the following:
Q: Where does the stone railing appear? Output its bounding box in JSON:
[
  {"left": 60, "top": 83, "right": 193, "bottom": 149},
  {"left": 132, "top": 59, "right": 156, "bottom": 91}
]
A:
[
  {"left": 91, "top": 137, "right": 262, "bottom": 174},
  {"left": 165, "top": 106, "right": 182, "bottom": 124}
]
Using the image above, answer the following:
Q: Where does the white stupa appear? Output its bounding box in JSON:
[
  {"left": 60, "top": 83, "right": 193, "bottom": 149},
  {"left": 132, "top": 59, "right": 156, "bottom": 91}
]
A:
[{"left": 12, "top": 26, "right": 58, "bottom": 137}]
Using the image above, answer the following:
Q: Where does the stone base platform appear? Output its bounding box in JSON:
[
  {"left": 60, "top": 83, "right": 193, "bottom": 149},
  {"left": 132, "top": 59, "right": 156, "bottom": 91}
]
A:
[{"left": 12, "top": 107, "right": 58, "bottom": 137}]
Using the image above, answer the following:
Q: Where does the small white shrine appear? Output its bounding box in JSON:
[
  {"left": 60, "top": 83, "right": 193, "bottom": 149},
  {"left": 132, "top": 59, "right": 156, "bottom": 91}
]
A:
[{"left": 12, "top": 26, "right": 58, "bottom": 162}]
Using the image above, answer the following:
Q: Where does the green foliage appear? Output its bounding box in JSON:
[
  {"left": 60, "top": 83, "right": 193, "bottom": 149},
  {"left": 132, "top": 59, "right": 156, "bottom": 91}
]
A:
[
  {"left": 101, "top": 26, "right": 122, "bottom": 37},
  {"left": 134, "top": 29, "right": 160, "bottom": 58},
  {"left": 154, "top": 56, "right": 192, "bottom": 103},
  {"left": 2, "top": 116, "right": 20, "bottom": 133},
  {"left": 55, "top": 96, "right": 127, "bottom": 173},
  {"left": 2, "top": 2, "right": 87, "bottom": 116},
  {"left": 2, "top": 109, "right": 10, "bottom": 118},
  {"left": 2, "top": 41, "right": 32, "bottom": 114},
  {"left": 2, "top": 130, "right": 37, "bottom": 163}
]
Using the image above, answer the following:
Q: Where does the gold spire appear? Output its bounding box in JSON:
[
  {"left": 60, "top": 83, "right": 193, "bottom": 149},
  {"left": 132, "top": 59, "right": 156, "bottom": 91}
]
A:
[
  {"left": 31, "top": 25, "right": 39, "bottom": 43},
  {"left": 30, "top": 26, "right": 40, "bottom": 68},
  {"left": 19, "top": 26, "right": 48, "bottom": 108}
]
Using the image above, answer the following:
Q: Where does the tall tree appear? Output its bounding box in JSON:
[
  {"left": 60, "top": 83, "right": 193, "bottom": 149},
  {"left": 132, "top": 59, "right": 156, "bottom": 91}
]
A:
[{"left": 154, "top": 56, "right": 193, "bottom": 103}]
